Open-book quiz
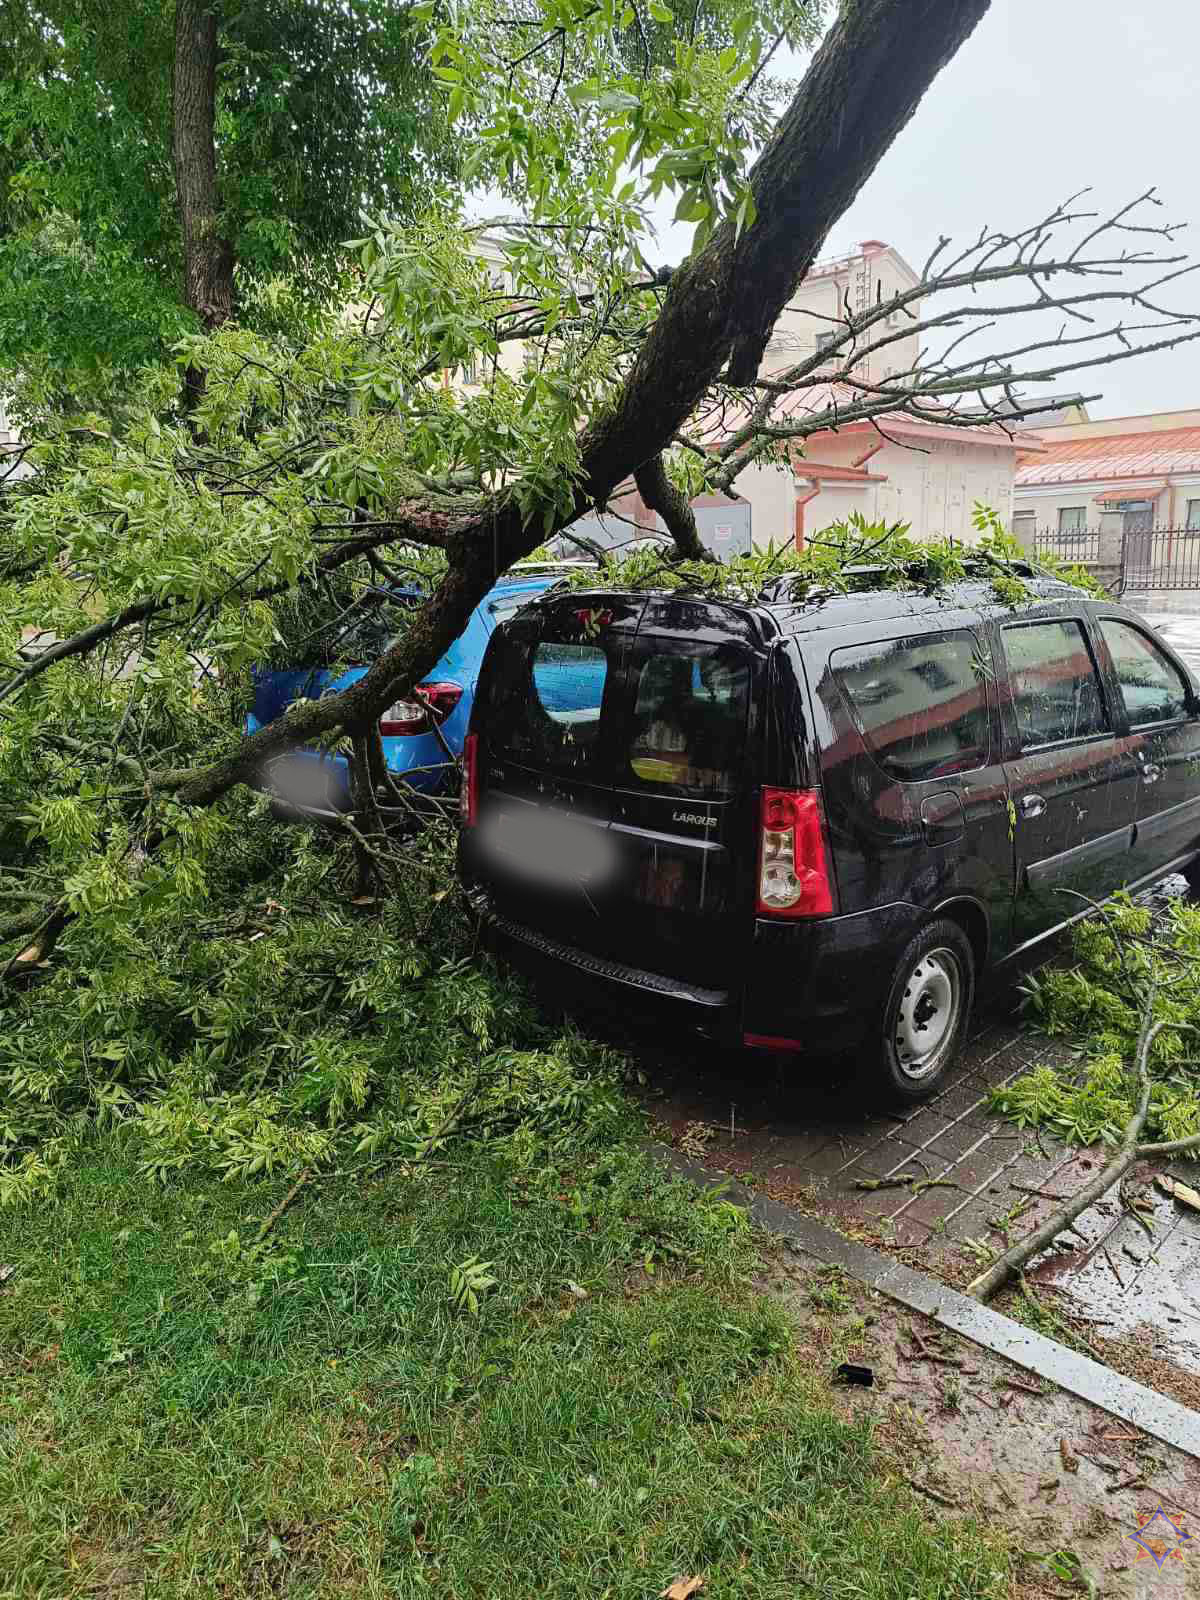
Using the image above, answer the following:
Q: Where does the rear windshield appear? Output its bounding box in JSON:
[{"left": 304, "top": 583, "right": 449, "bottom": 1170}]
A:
[
  {"left": 483, "top": 629, "right": 751, "bottom": 793},
  {"left": 624, "top": 643, "right": 750, "bottom": 797},
  {"left": 485, "top": 638, "right": 610, "bottom": 774}
]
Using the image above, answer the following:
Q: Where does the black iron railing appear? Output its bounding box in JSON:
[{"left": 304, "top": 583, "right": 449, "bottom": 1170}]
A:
[{"left": 1026, "top": 525, "right": 1200, "bottom": 591}]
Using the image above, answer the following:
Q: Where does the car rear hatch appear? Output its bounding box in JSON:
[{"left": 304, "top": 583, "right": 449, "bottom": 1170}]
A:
[{"left": 465, "top": 591, "right": 766, "bottom": 991}]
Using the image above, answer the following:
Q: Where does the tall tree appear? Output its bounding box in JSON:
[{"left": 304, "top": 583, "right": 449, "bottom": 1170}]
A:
[
  {"left": 2, "top": 0, "right": 1198, "bottom": 984},
  {"left": 173, "top": 0, "right": 232, "bottom": 331},
  {"left": 0, "top": 0, "right": 458, "bottom": 401}
]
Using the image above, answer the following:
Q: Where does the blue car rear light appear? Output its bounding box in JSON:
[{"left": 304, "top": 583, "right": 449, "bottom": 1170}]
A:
[{"left": 379, "top": 680, "right": 462, "bottom": 736}]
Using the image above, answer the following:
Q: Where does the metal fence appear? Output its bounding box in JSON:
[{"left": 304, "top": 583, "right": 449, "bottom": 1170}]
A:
[{"left": 1029, "top": 526, "right": 1200, "bottom": 591}]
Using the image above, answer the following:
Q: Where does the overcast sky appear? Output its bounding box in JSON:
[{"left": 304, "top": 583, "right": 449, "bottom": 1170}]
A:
[{"left": 652, "top": 1, "right": 1200, "bottom": 420}]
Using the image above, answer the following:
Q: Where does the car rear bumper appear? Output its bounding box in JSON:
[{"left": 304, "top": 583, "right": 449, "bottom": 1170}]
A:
[
  {"left": 473, "top": 894, "right": 742, "bottom": 1043},
  {"left": 468, "top": 887, "right": 927, "bottom": 1055}
]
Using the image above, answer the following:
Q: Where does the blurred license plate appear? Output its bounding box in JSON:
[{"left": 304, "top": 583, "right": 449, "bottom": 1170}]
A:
[{"left": 488, "top": 808, "right": 613, "bottom": 886}]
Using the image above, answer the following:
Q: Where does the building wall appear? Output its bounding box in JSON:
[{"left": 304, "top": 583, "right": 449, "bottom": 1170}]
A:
[
  {"left": 780, "top": 435, "right": 1016, "bottom": 545},
  {"left": 760, "top": 243, "right": 921, "bottom": 385},
  {"left": 738, "top": 461, "right": 794, "bottom": 551},
  {"left": 1029, "top": 408, "right": 1200, "bottom": 443},
  {"left": 1017, "top": 480, "right": 1184, "bottom": 531}
]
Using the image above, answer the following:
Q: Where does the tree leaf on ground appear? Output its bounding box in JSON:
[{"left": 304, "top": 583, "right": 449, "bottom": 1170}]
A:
[{"left": 661, "top": 1579, "right": 704, "bottom": 1599}]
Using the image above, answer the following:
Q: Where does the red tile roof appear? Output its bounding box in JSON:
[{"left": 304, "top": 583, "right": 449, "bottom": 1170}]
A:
[{"left": 1016, "top": 427, "right": 1200, "bottom": 486}]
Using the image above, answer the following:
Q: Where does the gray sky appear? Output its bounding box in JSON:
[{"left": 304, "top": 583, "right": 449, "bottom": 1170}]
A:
[{"left": 654, "top": 1, "right": 1200, "bottom": 420}]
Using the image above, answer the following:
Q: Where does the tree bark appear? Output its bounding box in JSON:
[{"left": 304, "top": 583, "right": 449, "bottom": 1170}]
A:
[
  {"left": 633, "top": 455, "right": 711, "bottom": 561},
  {"left": 172, "top": 0, "right": 234, "bottom": 332}
]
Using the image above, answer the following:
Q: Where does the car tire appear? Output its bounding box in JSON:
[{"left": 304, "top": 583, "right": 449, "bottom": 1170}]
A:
[
  {"left": 875, "top": 919, "right": 975, "bottom": 1105},
  {"left": 1184, "top": 858, "right": 1200, "bottom": 902}
]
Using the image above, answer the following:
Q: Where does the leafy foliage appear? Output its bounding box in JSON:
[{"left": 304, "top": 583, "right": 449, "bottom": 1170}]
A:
[
  {"left": 557, "top": 504, "right": 1095, "bottom": 609},
  {"left": 991, "top": 895, "right": 1200, "bottom": 1146},
  {"left": 0, "top": 0, "right": 458, "bottom": 402},
  {"left": 0, "top": 806, "right": 642, "bottom": 1204}
]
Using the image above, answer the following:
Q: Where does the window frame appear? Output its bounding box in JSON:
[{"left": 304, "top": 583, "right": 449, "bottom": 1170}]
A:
[
  {"left": 1093, "top": 614, "right": 1194, "bottom": 732},
  {"left": 829, "top": 625, "right": 995, "bottom": 785},
  {"left": 1056, "top": 506, "right": 1088, "bottom": 536},
  {"left": 997, "top": 614, "right": 1113, "bottom": 754},
  {"left": 1186, "top": 498, "right": 1200, "bottom": 533}
]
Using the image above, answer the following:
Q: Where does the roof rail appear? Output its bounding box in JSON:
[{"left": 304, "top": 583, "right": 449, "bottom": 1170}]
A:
[{"left": 507, "top": 559, "right": 599, "bottom": 574}]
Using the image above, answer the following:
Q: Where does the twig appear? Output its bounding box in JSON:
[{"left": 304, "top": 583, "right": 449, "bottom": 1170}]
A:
[
  {"left": 1106, "top": 1472, "right": 1149, "bottom": 1495},
  {"left": 1002, "top": 1377, "right": 1048, "bottom": 1397},
  {"left": 906, "top": 1478, "right": 962, "bottom": 1509},
  {"left": 255, "top": 1167, "right": 312, "bottom": 1243}
]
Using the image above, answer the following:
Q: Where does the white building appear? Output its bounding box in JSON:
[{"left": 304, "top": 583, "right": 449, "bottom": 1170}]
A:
[
  {"left": 739, "top": 241, "right": 1038, "bottom": 550},
  {"left": 762, "top": 240, "right": 922, "bottom": 387},
  {"left": 566, "top": 241, "right": 1036, "bottom": 554}
]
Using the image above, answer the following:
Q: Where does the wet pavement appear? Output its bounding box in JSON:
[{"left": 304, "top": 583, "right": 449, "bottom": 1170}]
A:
[{"left": 1126, "top": 592, "right": 1200, "bottom": 673}]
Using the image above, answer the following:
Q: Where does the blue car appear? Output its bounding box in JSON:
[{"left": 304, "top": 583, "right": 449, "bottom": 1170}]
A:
[{"left": 248, "top": 567, "right": 583, "bottom": 819}]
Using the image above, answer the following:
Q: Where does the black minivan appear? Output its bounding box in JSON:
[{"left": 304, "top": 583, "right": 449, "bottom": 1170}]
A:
[{"left": 458, "top": 569, "right": 1200, "bottom": 1100}]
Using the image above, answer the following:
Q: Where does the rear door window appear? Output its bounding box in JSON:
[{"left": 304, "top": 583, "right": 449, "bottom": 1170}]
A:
[
  {"left": 831, "top": 629, "right": 990, "bottom": 782},
  {"left": 624, "top": 643, "right": 751, "bottom": 796},
  {"left": 1000, "top": 619, "right": 1110, "bottom": 749}
]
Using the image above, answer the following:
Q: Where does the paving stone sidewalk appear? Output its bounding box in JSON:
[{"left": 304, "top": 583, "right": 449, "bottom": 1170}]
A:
[{"left": 637, "top": 903, "right": 1200, "bottom": 1380}]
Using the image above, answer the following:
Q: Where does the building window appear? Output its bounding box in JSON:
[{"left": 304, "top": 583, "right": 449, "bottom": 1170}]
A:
[
  {"left": 814, "top": 330, "right": 838, "bottom": 354},
  {"left": 1057, "top": 506, "right": 1087, "bottom": 536},
  {"left": 1187, "top": 499, "right": 1200, "bottom": 532}
]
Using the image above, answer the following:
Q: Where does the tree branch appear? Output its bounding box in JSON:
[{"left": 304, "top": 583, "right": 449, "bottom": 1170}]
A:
[{"left": 633, "top": 454, "right": 711, "bottom": 560}]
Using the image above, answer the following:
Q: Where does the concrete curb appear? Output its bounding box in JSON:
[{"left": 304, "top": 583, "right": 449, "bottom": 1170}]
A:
[{"left": 655, "top": 1143, "right": 1200, "bottom": 1461}]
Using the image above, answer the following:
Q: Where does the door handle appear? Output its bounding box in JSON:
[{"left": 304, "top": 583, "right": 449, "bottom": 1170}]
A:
[
  {"left": 1019, "top": 793, "right": 1046, "bottom": 818},
  {"left": 1141, "top": 762, "right": 1163, "bottom": 785}
]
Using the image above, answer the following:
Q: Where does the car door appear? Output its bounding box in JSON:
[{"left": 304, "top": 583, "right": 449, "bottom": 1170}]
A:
[
  {"left": 811, "top": 619, "right": 1013, "bottom": 946},
  {"left": 465, "top": 592, "right": 643, "bottom": 962},
  {"left": 1092, "top": 611, "right": 1200, "bottom": 879},
  {"left": 996, "top": 612, "right": 1140, "bottom": 950}
]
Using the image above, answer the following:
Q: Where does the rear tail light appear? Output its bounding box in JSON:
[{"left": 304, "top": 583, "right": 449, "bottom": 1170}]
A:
[
  {"left": 461, "top": 733, "right": 479, "bottom": 826},
  {"left": 756, "top": 787, "right": 833, "bottom": 917},
  {"left": 379, "top": 680, "right": 463, "bottom": 737}
]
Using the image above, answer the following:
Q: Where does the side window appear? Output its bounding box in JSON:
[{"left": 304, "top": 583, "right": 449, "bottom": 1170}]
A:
[
  {"left": 1098, "top": 619, "right": 1191, "bottom": 726},
  {"left": 831, "top": 629, "right": 990, "bottom": 783},
  {"left": 1001, "top": 619, "right": 1109, "bottom": 749}
]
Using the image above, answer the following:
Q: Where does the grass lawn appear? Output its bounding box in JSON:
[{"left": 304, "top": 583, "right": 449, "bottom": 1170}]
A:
[{"left": 0, "top": 1136, "right": 1011, "bottom": 1599}]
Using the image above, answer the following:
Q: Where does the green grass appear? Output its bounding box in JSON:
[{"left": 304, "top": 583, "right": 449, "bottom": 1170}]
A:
[{"left": 0, "top": 1137, "right": 1009, "bottom": 1599}]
